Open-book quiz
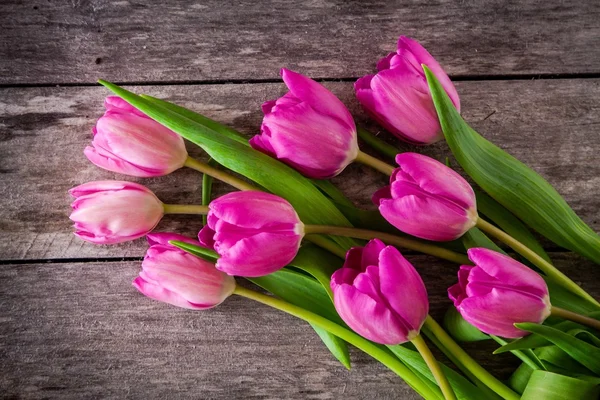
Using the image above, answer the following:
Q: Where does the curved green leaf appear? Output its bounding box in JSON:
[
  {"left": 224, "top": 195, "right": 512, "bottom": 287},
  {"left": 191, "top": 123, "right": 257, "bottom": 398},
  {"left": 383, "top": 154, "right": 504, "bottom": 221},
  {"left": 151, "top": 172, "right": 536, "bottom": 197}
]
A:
[
  {"left": 425, "top": 67, "right": 600, "bottom": 264},
  {"left": 443, "top": 307, "right": 489, "bottom": 342},
  {"left": 521, "top": 370, "right": 600, "bottom": 400}
]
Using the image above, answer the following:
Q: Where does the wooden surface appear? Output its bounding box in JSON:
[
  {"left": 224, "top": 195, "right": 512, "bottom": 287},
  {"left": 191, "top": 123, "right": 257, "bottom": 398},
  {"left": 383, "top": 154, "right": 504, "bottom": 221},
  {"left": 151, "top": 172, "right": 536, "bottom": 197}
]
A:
[{"left": 1, "top": 1, "right": 599, "bottom": 399}]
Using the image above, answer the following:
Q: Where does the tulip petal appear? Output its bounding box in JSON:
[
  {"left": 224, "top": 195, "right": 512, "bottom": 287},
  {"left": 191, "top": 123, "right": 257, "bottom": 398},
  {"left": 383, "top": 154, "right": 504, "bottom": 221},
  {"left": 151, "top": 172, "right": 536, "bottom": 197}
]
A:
[
  {"left": 133, "top": 276, "right": 204, "bottom": 310},
  {"left": 361, "top": 238, "right": 387, "bottom": 269}
]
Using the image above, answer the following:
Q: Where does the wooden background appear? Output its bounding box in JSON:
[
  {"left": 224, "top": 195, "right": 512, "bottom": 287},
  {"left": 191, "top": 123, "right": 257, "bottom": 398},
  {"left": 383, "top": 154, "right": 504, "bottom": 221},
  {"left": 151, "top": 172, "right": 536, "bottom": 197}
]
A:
[{"left": 1, "top": 1, "right": 599, "bottom": 399}]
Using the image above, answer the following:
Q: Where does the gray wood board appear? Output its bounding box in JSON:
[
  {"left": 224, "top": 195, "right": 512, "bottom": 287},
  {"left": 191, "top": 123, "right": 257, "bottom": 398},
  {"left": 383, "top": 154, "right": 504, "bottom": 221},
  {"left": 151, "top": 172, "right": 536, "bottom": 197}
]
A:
[
  {"left": 3, "top": 253, "right": 597, "bottom": 399},
  {"left": 1, "top": 0, "right": 600, "bottom": 84},
  {"left": 1, "top": 79, "right": 599, "bottom": 260}
]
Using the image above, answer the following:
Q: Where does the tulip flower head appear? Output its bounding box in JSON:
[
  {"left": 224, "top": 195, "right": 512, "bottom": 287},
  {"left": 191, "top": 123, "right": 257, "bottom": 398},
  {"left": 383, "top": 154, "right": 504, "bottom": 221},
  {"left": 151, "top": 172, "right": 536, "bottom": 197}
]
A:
[
  {"left": 331, "top": 239, "right": 429, "bottom": 345},
  {"left": 133, "top": 233, "right": 236, "bottom": 310},
  {"left": 250, "top": 69, "right": 359, "bottom": 179},
  {"left": 373, "top": 153, "right": 478, "bottom": 241},
  {"left": 355, "top": 36, "right": 460, "bottom": 145},
  {"left": 69, "top": 181, "right": 164, "bottom": 244},
  {"left": 85, "top": 96, "right": 188, "bottom": 177},
  {"left": 448, "top": 248, "right": 552, "bottom": 338},
  {"left": 198, "top": 191, "right": 305, "bottom": 277}
]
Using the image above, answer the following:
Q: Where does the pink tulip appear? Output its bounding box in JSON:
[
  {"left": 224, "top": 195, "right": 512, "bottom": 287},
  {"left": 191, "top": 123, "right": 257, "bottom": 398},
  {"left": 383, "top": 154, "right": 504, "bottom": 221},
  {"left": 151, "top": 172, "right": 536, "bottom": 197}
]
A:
[
  {"left": 198, "top": 191, "right": 304, "bottom": 277},
  {"left": 69, "top": 181, "right": 164, "bottom": 244},
  {"left": 448, "top": 248, "right": 552, "bottom": 338},
  {"left": 330, "top": 239, "right": 429, "bottom": 345},
  {"left": 355, "top": 36, "right": 460, "bottom": 144},
  {"left": 133, "top": 232, "right": 236, "bottom": 310},
  {"left": 373, "top": 153, "right": 477, "bottom": 241},
  {"left": 249, "top": 68, "right": 359, "bottom": 179},
  {"left": 85, "top": 96, "right": 188, "bottom": 177}
]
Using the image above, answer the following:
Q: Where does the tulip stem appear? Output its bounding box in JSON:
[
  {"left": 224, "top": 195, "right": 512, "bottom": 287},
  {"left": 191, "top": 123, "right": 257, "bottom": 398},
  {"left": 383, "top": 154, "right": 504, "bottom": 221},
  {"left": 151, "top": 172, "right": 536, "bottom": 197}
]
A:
[
  {"left": 233, "top": 285, "right": 441, "bottom": 400},
  {"left": 356, "top": 126, "right": 399, "bottom": 161},
  {"left": 475, "top": 218, "right": 600, "bottom": 307},
  {"left": 411, "top": 334, "right": 457, "bottom": 400},
  {"left": 162, "top": 204, "right": 209, "bottom": 215},
  {"left": 424, "top": 317, "right": 520, "bottom": 400},
  {"left": 551, "top": 306, "right": 600, "bottom": 331},
  {"left": 184, "top": 156, "right": 260, "bottom": 192},
  {"left": 304, "top": 225, "right": 470, "bottom": 265},
  {"left": 355, "top": 150, "right": 396, "bottom": 176}
]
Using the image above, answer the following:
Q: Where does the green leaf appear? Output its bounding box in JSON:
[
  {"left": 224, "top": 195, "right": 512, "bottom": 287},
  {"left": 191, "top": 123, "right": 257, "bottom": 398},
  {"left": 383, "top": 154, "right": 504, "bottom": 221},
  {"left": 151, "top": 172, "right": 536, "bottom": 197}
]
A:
[
  {"left": 249, "top": 269, "right": 350, "bottom": 369},
  {"left": 310, "top": 179, "right": 355, "bottom": 208},
  {"left": 568, "top": 329, "right": 600, "bottom": 347},
  {"left": 521, "top": 370, "right": 600, "bottom": 400},
  {"left": 289, "top": 245, "right": 342, "bottom": 301},
  {"left": 356, "top": 126, "right": 398, "bottom": 161},
  {"left": 99, "top": 81, "right": 355, "bottom": 250},
  {"left": 170, "top": 240, "right": 219, "bottom": 261},
  {"left": 201, "top": 158, "right": 217, "bottom": 225},
  {"left": 443, "top": 307, "right": 489, "bottom": 342},
  {"left": 462, "top": 227, "right": 505, "bottom": 254},
  {"left": 536, "top": 345, "right": 593, "bottom": 375},
  {"left": 516, "top": 322, "right": 600, "bottom": 374},
  {"left": 546, "top": 280, "right": 600, "bottom": 314},
  {"left": 509, "top": 363, "right": 534, "bottom": 394},
  {"left": 424, "top": 66, "right": 600, "bottom": 264}
]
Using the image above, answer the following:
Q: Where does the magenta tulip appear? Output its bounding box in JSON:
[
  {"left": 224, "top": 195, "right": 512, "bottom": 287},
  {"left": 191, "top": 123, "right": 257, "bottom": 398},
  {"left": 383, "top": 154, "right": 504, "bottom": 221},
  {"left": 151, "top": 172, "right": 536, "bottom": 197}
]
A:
[
  {"left": 198, "top": 191, "right": 304, "bottom": 277},
  {"left": 133, "top": 232, "right": 236, "bottom": 310},
  {"left": 249, "top": 68, "right": 359, "bottom": 179},
  {"left": 355, "top": 36, "right": 460, "bottom": 145},
  {"left": 85, "top": 96, "right": 188, "bottom": 177},
  {"left": 330, "top": 239, "right": 429, "bottom": 345},
  {"left": 448, "top": 248, "right": 552, "bottom": 338},
  {"left": 69, "top": 181, "right": 164, "bottom": 244},
  {"left": 373, "top": 153, "right": 477, "bottom": 241}
]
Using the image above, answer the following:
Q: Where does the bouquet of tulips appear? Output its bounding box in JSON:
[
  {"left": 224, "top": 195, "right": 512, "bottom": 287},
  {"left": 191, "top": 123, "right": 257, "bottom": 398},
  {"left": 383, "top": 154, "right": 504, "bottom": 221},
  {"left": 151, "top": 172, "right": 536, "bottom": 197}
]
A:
[{"left": 69, "top": 37, "right": 600, "bottom": 399}]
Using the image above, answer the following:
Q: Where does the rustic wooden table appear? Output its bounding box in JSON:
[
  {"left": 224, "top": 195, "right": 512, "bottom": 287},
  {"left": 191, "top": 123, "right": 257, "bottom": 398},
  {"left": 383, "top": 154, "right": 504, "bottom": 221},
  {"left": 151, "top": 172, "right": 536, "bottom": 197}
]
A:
[{"left": 1, "top": 1, "right": 599, "bottom": 399}]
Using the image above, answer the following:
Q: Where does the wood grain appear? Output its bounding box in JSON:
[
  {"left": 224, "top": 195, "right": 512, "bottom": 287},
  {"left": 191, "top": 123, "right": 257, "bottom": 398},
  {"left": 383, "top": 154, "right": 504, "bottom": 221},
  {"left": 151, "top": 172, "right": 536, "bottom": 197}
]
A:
[
  {"left": 1, "top": 79, "right": 599, "bottom": 260},
  {"left": 2, "top": 253, "right": 597, "bottom": 399},
  {"left": 1, "top": 0, "right": 600, "bottom": 85}
]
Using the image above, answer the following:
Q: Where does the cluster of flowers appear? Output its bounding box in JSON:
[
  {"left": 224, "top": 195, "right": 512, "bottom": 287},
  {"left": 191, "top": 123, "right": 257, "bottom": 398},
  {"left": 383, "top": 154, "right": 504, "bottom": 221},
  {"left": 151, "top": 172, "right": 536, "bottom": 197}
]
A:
[{"left": 70, "top": 37, "right": 599, "bottom": 400}]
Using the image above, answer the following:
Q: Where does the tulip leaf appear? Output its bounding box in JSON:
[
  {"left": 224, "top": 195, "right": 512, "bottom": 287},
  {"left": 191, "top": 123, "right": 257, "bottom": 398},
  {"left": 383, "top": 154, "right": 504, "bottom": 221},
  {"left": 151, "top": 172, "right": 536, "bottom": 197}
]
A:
[
  {"left": 249, "top": 269, "right": 350, "bottom": 369},
  {"left": 356, "top": 126, "right": 398, "bottom": 161},
  {"left": 536, "top": 345, "right": 593, "bottom": 375},
  {"left": 475, "top": 190, "right": 552, "bottom": 264},
  {"left": 521, "top": 370, "right": 600, "bottom": 400},
  {"left": 546, "top": 280, "right": 600, "bottom": 314},
  {"left": 494, "top": 311, "right": 600, "bottom": 354},
  {"left": 310, "top": 179, "right": 355, "bottom": 208},
  {"left": 201, "top": 158, "right": 217, "bottom": 225},
  {"left": 490, "top": 335, "right": 544, "bottom": 371},
  {"left": 443, "top": 307, "right": 489, "bottom": 342},
  {"left": 515, "top": 322, "right": 600, "bottom": 374},
  {"left": 425, "top": 66, "right": 600, "bottom": 265},
  {"left": 388, "top": 344, "right": 491, "bottom": 400},
  {"left": 289, "top": 245, "right": 342, "bottom": 301},
  {"left": 462, "top": 227, "right": 505, "bottom": 254},
  {"left": 509, "top": 363, "right": 534, "bottom": 394},
  {"left": 169, "top": 241, "right": 219, "bottom": 261},
  {"left": 99, "top": 81, "right": 356, "bottom": 251}
]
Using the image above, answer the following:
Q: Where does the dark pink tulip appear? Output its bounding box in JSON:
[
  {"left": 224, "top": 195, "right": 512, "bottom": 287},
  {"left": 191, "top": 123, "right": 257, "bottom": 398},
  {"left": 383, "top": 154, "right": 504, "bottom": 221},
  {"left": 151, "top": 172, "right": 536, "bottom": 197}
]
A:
[
  {"left": 198, "top": 191, "right": 305, "bottom": 277},
  {"left": 331, "top": 239, "right": 429, "bottom": 345},
  {"left": 69, "top": 181, "right": 164, "bottom": 244},
  {"left": 133, "top": 233, "right": 236, "bottom": 310},
  {"left": 355, "top": 36, "right": 460, "bottom": 144},
  {"left": 250, "top": 68, "right": 359, "bottom": 179},
  {"left": 373, "top": 153, "right": 477, "bottom": 241},
  {"left": 448, "top": 248, "right": 552, "bottom": 338},
  {"left": 85, "top": 96, "right": 188, "bottom": 177}
]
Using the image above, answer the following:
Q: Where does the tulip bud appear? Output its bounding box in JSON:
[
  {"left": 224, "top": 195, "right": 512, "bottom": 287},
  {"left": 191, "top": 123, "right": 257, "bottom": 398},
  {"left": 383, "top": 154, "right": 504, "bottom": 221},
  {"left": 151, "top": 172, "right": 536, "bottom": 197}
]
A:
[
  {"left": 133, "top": 232, "right": 236, "bottom": 309},
  {"left": 85, "top": 96, "right": 188, "bottom": 177},
  {"left": 373, "top": 153, "right": 477, "bottom": 241},
  {"left": 355, "top": 36, "right": 459, "bottom": 145},
  {"left": 249, "top": 68, "right": 359, "bottom": 179},
  {"left": 330, "top": 239, "right": 429, "bottom": 345},
  {"left": 448, "top": 248, "right": 552, "bottom": 338},
  {"left": 198, "top": 191, "right": 305, "bottom": 277},
  {"left": 69, "top": 181, "right": 164, "bottom": 244}
]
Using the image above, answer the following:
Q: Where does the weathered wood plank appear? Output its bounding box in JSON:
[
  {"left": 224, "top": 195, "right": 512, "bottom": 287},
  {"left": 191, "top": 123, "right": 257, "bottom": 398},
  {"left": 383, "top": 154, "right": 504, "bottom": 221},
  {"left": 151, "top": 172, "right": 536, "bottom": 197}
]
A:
[
  {"left": 1, "top": 79, "right": 599, "bottom": 260},
  {"left": 1, "top": 0, "right": 599, "bottom": 84},
  {"left": 2, "top": 253, "right": 596, "bottom": 399}
]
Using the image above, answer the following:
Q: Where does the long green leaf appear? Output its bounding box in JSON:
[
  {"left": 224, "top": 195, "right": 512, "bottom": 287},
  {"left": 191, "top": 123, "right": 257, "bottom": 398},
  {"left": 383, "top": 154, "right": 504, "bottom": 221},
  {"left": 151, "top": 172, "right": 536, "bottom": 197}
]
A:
[
  {"left": 521, "top": 370, "right": 600, "bottom": 400},
  {"left": 99, "top": 81, "right": 355, "bottom": 250},
  {"left": 249, "top": 269, "right": 350, "bottom": 369},
  {"left": 516, "top": 322, "right": 600, "bottom": 374},
  {"left": 425, "top": 66, "right": 600, "bottom": 264},
  {"left": 443, "top": 307, "right": 489, "bottom": 342},
  {"left": 201, "top": 158, "right": 217, "bottom": 225},
  {"left": 289, "top": 245, "right": 341, "bottom": 300}
]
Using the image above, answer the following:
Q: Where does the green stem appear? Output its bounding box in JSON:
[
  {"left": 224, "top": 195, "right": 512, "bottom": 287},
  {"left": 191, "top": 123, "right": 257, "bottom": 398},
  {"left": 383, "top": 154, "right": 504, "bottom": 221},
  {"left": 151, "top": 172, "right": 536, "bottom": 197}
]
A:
[
  {"left": 304, "top": 225, "right": 470, "bottom": 265},
  {"left": 424, "top": 317, "right": 520, "bottom": 400},
  {"left": 184, "top": 156, "right": 259, "bottom": 191},
  {"left": 357, "top": 126, "right": 399, "bottom": 160},
  {"left": 233, "top": 286, "right": 440, "bottom": 400},
  {"left": 476, "top": 218, "right": 600, "bottom": 307},
  {"left": 162, "top": 204, "right": 209, "bottom": 215},
  {"left": 355, "top": 150, "right": 396, "bottom": 176},
  {"left": 411, "top": 335, "right": 457, "bottom": 400},
  {"left": 551, "top": 306, "right": 600, "bottom": 331}
]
